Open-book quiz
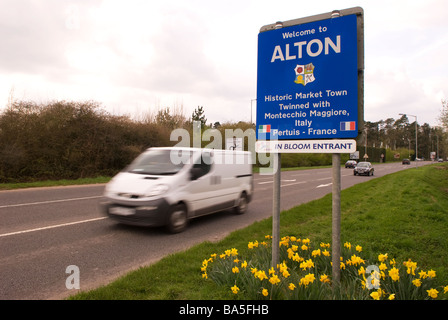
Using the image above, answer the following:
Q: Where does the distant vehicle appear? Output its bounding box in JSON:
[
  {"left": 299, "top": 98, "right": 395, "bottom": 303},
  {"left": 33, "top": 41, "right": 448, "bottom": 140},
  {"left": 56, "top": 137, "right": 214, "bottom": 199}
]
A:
[
  {"left": 354, "top": 162, "right": 374, "bottom": 176},
  {"left": 345, "top": 160, "right": 357, "bottom": 168},
  {"left": 438, "top": 158, "right": 444, "bottom": 162},
  {"left": 402, "top": 158, "right": 410, "bottom": 165},
  {"left": 101, "top": 147, "right": 253, "bottom": 233}
]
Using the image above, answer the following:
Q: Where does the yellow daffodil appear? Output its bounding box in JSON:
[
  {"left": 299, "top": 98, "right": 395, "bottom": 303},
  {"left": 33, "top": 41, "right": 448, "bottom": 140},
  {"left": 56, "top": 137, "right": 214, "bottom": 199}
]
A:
[
  {"left": 427, "top": 288, "right": 438, "bottom": 299},
  {"left": 269, "top": 274, "right": 280, "bottom": 285},
  {"left": 231, "top": 285, "right": 239, "bottom": 294},
  {"left": 278, "top": 262, "right": 288, "bottom": 273},
  {"left": 370, "top": 288, "right": 383, "bottom": 300},
  {"left": 358, "top": 266, "right": 366, "bottom": 276},
  {"left": 300, "top": 259, "right": 314, "bottom": 270},
  {"left": 287, "top": 248, "right": 295, "bottom": 259},
  {"left": 349, "top": 254, "right": 365, "bottom": 266},
  {"left": 255, "top": 270, "right": 268, "bottom": 281},
  {"left": 378, "top": 253, "right": 388, "bottom": 262},
  {"left": 320, "top": 274, "right": 330, "bottom": 284},
  {"left": 412, "top": 278, "right": 422, "bottom": 287},
  {"left": 293, "top": 253, "right": 303, "bottom": 262},
  {"left": 299, "top": 273, "right": 316, "bottom": 287},
  {"left": 320, "top": 242, "right": 330, "bottom": 248},
  {"left": 404, "top": 259, "right": 417, "bottom": 275},
  {"left": 201, "top": 236, "right": 446, "bottom": 301},
  {"left": 278, "top": 263, "right": 290, "bottom": 278},
  {"left": 419, "top": 270, "right": 428, "bottom": 279},
  {"left": 388, "top": 267, "right": 400, "bottom": 281},
  {"left": 279, "top": 239, "right": 289, "bottom": 247}
]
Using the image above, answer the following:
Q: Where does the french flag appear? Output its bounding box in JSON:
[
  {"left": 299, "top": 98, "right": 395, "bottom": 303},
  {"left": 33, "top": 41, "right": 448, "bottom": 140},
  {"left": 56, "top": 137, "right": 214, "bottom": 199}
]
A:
[{"left": 340, "top": 121, "right": 356, "bottom": 131}]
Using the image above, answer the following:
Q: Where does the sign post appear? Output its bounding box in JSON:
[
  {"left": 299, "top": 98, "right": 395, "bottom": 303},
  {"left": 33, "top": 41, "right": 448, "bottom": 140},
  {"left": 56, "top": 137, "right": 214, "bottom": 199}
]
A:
[{"left": 256, "top": 7, "right": 364, "bottom": 283}]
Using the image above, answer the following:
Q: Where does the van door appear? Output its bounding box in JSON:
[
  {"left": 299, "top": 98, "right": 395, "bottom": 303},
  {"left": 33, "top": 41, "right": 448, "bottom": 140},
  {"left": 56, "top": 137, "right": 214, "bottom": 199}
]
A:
[{"left": 186, "top": 151, "right": 227, "bottom": 216}]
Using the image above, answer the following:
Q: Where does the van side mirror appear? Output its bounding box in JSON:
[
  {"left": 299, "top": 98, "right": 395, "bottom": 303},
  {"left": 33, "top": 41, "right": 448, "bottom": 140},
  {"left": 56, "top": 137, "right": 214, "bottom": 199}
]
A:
[{"left": 190, "top": 168, "right": 202, "bottom": 180}]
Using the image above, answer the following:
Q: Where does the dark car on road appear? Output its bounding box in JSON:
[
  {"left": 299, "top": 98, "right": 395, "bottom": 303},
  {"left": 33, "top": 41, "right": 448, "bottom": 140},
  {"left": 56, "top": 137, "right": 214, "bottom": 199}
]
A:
[
  {"left": 402, "top": 158, "right": 410, "bottom": 165},
  {"left": 345, "top": 160, "right": 357, "bottom": 168},
  {"left": 354, "top": 162, "right": 374, "bottom": 176}
]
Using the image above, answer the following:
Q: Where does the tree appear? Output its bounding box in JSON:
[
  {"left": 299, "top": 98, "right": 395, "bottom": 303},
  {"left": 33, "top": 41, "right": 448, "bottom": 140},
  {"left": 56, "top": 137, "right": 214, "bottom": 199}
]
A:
[
  {"left": 191, "top": 106, "right": 207, "bottom": 127},
  {"left": 439, "top": 99, "right": 448, "bottom": 129}
]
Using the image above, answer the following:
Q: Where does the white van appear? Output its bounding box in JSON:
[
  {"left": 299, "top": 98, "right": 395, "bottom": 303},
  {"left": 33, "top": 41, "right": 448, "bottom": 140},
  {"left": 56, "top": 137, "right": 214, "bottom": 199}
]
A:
[{"left": 101, "top": 147, "right": 253, "bottom": 233}]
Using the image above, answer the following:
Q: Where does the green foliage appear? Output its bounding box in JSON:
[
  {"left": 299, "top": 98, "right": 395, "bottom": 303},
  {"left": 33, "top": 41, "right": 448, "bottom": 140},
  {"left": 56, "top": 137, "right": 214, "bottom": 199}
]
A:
[{"left": 0, "top": 100, "right": 186, "bottom": 182}]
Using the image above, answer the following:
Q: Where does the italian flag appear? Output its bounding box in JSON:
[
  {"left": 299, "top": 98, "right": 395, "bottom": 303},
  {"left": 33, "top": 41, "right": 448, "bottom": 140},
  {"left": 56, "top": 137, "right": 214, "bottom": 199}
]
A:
[
  {"left": 258, "top": 125, "right": 271, "bottom": 133},
  {"left": 340, "top": 121, "right": 356, "bottom": 131}
]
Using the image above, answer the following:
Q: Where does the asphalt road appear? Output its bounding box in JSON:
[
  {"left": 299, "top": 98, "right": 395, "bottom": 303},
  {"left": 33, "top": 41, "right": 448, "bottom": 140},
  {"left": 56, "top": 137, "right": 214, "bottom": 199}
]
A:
[{"left": 0, "top": 161, "right": 427, "bottom": 300}]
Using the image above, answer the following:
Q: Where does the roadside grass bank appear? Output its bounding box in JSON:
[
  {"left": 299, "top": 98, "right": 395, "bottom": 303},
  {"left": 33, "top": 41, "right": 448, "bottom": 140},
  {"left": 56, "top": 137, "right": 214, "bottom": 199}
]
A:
[
  {"left": 0, "top": 176, "right": 111, "bottom": 190},
  {"left": 69, "top": 163, "right": 448, "bottom": 300}
]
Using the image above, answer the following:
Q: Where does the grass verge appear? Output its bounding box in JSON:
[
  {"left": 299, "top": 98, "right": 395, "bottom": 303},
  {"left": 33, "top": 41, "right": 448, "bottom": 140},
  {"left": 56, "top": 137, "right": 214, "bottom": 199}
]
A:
[
  {"left": 0, "top": 176, "right": 111, "bottom": 190},
  {"left": 69, "top": 163, "right": 448, "bottom": 300}
]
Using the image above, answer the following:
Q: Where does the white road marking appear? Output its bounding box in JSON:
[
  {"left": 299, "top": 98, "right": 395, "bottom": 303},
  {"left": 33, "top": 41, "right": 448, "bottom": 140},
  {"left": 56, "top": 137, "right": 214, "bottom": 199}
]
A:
[
  {"left": 0, "top": 217, "right": 107, "bottom": 238},
  {"left": 317, "top": 183, "right": 332, "bottom": 188},
  {"left": 0, "top": 196, "right": 101, "bottom": 209}
]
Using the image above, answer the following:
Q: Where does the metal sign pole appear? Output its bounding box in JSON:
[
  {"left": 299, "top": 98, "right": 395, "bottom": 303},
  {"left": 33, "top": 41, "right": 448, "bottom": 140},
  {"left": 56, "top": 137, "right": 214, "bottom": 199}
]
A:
[
  {"left": 272, "top": 153, "right": 281, "bottom": 268},
  {"left": 331, "top": 153, "right": 341, "bottom": 286}
]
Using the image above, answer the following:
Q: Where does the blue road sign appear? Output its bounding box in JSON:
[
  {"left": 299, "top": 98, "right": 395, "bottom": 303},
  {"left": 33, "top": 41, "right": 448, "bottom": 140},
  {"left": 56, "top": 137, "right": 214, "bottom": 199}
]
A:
[{"left": 256, "top": 14, "right": 358, "bottom": 140}]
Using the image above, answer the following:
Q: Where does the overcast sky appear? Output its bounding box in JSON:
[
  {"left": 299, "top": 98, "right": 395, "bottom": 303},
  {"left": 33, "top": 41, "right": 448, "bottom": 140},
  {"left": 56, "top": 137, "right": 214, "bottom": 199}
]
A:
[{"left": 1, "top": 0, "right": 447, "bottom": 126}]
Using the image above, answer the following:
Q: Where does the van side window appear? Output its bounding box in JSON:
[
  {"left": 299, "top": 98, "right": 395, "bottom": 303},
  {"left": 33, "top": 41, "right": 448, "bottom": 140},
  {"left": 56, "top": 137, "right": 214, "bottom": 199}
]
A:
[{"left": 192, "top": 153, "right": 212, "bottom": 179}]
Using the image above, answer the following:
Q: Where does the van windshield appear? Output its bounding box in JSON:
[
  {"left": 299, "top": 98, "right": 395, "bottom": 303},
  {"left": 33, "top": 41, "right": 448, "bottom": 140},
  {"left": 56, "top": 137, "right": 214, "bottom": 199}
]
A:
[{"left": 127, "top": 150, "right": 190, "bottom": 175}]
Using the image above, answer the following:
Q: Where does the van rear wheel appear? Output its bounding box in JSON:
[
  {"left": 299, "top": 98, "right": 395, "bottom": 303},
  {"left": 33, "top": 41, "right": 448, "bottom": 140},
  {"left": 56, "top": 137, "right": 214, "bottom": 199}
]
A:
[
  {"left": 234, "top": 192, "right": 248, "bottom": 215},
  {"left": 166, "top": 204, "right": 188, "bottom": 233}
]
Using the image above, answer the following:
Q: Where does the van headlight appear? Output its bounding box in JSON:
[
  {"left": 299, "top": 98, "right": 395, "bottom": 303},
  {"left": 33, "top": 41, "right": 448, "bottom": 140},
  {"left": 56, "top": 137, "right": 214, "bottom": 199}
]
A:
[{"left": 145, "top": 184, "right": 169, "bottom": 197}]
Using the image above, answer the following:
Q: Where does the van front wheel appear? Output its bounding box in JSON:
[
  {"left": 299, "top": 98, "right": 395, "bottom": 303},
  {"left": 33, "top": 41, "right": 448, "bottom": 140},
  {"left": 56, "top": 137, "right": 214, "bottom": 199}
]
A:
[
  {"left": 234, "top": 193, "right": 248, "bottom": 215},
  {"left": 166, "top": 204, "right": 188, "bottom": 233}
]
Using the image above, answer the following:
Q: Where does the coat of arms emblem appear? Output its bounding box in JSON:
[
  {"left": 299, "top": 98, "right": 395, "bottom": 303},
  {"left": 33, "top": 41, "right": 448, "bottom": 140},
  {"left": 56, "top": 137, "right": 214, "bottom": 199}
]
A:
[{"left": 294, "top": 63, "right": 315, "bottom": 86}]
